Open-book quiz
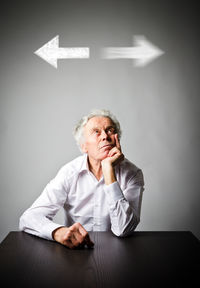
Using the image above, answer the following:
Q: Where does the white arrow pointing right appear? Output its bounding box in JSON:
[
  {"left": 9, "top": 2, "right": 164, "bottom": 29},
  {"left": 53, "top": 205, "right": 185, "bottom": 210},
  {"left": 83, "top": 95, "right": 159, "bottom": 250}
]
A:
[{"left": 102, "top": 35, "right": 164, "bottom": 67}]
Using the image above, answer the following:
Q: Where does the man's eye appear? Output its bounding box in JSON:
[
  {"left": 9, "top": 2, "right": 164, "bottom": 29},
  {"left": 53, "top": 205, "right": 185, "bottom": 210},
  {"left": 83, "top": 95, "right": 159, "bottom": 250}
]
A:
[{"left": 107, "top": 128, "right": 115, "bottom": 134}]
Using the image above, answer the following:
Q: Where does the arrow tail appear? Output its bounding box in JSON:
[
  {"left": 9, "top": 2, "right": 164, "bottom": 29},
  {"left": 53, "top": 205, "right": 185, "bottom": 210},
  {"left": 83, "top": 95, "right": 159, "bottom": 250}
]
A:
[
  {"left": 57, "top": 48, "right": 89, "bottom": 59},
  {"left": 102, "top": 47, "right": 140, "bottom": 59}
]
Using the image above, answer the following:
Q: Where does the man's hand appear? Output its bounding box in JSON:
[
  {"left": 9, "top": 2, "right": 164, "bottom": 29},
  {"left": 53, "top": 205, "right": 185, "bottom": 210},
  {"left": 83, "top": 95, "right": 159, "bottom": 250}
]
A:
[
  {"left": 101, "top": 134, "right": 124, "bottom": 185},
  {"left": 52, "top": 223, "right": 94, "bottom": 249}
]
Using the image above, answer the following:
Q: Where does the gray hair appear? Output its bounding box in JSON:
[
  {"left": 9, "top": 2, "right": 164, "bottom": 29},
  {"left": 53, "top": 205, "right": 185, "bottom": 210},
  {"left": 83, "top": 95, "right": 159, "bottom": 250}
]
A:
[{"left": 73, "top": 109, "right": 122, "bottom": 151}]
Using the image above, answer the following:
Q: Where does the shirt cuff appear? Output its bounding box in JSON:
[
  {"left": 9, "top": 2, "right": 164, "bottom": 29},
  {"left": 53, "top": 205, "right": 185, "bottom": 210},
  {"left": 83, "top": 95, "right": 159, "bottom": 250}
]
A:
[
  {"left": 41, "top": 222, "right": 64, "bottom": 241},
  {"left": 104, "top": 181, "right": 124, "bottom": 205}
]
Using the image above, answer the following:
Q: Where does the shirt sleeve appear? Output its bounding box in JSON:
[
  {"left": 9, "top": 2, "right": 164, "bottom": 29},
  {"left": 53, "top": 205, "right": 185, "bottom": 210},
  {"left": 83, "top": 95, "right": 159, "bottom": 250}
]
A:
[
  {"left": 104, "top": 169, "right": 144, "bottom": 237},
  {"left": 19, "top": 168, "right": 68, "bottom": 240}
]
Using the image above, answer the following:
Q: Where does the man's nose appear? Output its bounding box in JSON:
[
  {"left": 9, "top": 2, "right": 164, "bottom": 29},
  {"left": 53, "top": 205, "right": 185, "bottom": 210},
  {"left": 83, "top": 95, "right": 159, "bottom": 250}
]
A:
[{"left": 101, "top": 130, "right": 110, "bottom": 140}]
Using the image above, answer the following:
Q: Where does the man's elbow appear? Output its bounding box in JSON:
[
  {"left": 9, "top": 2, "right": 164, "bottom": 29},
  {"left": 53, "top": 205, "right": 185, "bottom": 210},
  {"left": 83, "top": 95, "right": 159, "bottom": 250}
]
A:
[
  {"left": 111, "top": 217, "right": 140, "bottom": 238},
  {"left": 19, "top": 213, "right": 27, "bottom": 231}
]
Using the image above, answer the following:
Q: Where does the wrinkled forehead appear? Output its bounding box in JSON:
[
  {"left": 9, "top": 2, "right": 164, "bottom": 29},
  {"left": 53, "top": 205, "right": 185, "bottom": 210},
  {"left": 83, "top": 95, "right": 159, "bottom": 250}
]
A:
[{"left": 85, "top": 116, "right": 114, "bottom": 130}]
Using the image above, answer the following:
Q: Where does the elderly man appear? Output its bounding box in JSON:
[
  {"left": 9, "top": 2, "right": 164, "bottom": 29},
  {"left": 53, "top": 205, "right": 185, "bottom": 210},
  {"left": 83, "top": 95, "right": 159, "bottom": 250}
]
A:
[{"left": 19, "top": 109, "right": 144, "bottom": 249}]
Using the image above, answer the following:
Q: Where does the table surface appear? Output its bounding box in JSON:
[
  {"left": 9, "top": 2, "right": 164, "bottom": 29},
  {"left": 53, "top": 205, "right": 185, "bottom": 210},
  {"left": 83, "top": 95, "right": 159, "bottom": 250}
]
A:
[{"left": 0, "top": 231, "right": 199, "bottom": 288}]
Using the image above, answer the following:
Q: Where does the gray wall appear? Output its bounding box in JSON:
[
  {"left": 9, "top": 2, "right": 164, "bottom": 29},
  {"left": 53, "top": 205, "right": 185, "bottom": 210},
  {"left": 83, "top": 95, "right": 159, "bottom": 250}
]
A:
[{"left": 0, "top": 0, "right": 199, "bottom": 242}]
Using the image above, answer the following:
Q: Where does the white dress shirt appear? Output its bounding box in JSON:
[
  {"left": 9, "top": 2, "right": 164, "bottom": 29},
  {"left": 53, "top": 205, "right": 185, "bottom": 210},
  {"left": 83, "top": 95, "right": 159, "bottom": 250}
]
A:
[{"left": 19, "top": 154, "right": 144, "bottom": 240}]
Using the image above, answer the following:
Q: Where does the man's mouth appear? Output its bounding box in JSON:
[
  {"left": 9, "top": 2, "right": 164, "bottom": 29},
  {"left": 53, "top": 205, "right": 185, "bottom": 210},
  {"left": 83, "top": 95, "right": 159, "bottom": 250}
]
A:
[{"left": 100, "top": 144, "right": 114, "bottom": 150}]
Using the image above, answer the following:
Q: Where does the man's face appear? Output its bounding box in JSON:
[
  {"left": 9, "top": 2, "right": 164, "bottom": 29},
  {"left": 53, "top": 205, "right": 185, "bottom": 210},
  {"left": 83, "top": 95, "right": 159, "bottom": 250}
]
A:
[{"left": 81, "top": 117, "right": 117, "bottom": 162}]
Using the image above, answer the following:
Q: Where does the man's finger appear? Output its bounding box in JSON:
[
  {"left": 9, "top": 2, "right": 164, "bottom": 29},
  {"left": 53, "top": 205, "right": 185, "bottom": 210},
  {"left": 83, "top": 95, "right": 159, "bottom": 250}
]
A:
[
  {"left": 85, "top": 233, "right": 94, "bottom": 248},
  {"left": 63, "top": 237, "right": 74, "bottom": 249},
  {"left": 78, "top": 223, "right": 94, "bottom": 248},
  {"left": 108, "top": 147, "right": 118, "bottom": 157},
  {"left": 70, "top": 233, "right": 81, "bottom": 248},
  {"left": 115, "top": 134, "right": 121, "bottom": 150},
  {"left": 74, "top": 230, "right": 84, "bottom": 243},
  {"left": 78, "top": 223, "right": 88, "bottom": 236}
]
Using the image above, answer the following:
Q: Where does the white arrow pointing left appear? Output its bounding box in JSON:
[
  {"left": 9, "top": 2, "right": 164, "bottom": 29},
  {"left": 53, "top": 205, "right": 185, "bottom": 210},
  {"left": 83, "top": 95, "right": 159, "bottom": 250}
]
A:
[{"left": 34, "top": 35, "right": 89, "bottom": 68}]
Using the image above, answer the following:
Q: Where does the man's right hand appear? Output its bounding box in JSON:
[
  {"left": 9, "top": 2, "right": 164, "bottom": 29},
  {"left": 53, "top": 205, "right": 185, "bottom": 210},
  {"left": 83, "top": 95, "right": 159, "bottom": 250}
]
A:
[{"left": 52, "top": 223, "right": 94, "bottom": 249}]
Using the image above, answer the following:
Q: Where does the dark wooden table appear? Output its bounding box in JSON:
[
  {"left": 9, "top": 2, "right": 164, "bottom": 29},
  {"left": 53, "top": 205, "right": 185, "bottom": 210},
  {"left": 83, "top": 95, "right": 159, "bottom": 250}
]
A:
[{"left": 0, "top": 231, "right": 199, "bottom": 287}]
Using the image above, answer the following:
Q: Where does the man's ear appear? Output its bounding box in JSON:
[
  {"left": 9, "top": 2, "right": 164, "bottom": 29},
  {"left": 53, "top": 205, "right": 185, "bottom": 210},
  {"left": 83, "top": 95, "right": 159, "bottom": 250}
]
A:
[{"left": 81, "top": 142, "right": 88, "bottom": 153}]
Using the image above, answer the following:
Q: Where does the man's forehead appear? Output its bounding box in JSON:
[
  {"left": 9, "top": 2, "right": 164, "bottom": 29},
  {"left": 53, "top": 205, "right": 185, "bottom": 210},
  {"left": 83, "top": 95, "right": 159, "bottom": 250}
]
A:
[{"left": 85, "top": 116, "right": 114, "bottom": 129}]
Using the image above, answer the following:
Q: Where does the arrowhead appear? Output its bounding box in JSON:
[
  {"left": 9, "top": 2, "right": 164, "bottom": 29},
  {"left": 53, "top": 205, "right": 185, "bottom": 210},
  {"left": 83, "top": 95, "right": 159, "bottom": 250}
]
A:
[
  {"left": 133, "top": 35, "right": 164, "bottom": 67},
  {"left": 34, "top": 35, "right": 59, "bottom": 68}
]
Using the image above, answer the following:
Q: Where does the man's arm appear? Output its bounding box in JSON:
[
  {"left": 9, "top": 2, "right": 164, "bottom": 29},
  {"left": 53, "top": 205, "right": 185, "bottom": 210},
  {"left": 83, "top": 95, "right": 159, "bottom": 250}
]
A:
[
  {"left": 19, "top": 168, "right": 69, "bottom": 240},
  {"left": 101, "top": 134, "right": 144, "bottom": 237},
  {"left": 19, "top": 168, "right": 94, "bottom": 248}
]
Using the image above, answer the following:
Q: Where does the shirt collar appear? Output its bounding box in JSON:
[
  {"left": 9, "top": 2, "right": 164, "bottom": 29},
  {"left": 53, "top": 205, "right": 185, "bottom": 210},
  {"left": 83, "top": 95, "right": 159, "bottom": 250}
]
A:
[
  {"left": 80, "top": 153, "right": 90, "bottom": 172},
  {"left": 81, "top": 153, "right": 105, "bottom": 183}
]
